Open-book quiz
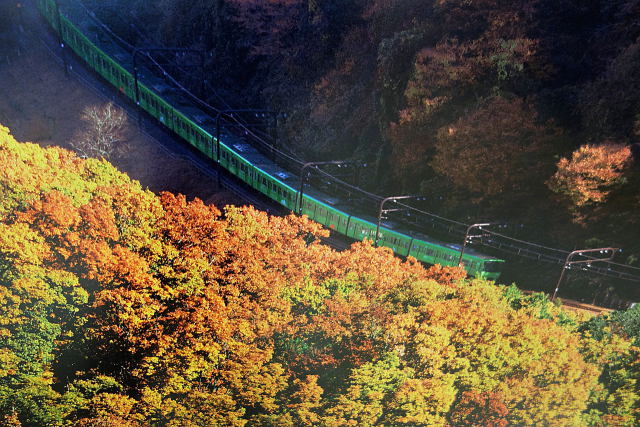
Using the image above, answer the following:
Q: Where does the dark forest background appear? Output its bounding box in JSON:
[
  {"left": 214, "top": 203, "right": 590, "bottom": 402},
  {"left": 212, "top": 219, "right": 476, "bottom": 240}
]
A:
[{"left": 93, "top": 0, "right": 640, "bottom": 301}]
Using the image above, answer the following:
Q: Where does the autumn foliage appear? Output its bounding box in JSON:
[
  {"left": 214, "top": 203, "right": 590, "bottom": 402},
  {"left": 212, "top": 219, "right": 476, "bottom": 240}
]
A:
[
  {"left": 431, "top": 96, "right": 559, "bottom": 199},
  {"left": 0, "top": 124, "right": 638, "bottom": 425},
  {"left": 548, "top": 142, "right": 632, "bottom": 207}
]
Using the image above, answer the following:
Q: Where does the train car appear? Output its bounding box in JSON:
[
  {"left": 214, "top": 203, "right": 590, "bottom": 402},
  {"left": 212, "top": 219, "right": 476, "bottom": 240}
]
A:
[
  {"left": 37, "top": 0, "right": 505, "bottom": 280},
  {"left": 409, "top": 239, "right": 504, "bottom": 280}
]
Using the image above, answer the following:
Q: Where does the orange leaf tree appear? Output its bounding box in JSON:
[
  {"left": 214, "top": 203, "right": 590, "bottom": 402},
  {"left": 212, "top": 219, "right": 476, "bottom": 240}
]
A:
[
  {"left": 1, "top": 124, "right": 636, "bottom": 425},
  {"left": 548, "top": 142, "right": 632, "bottom": 207}
]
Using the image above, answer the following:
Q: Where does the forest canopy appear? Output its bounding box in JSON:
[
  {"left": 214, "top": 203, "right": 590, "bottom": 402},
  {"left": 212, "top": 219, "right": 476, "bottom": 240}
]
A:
[{"left": 0, "top": 125, "right": 639, "bottom": 425}]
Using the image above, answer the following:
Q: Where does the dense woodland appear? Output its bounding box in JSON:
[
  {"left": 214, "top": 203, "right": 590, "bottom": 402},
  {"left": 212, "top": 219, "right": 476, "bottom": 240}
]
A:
[
  {"left": 92, "top": 0, "right": 640, "bottom": 300},
  {"left": 0, "top": 123, "right": 639, "bottom": 425}
]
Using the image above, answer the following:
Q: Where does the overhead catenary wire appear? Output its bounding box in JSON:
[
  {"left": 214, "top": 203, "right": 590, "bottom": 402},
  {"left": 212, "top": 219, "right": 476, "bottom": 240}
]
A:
[{"left": 70, "top": 0, "right": 640, "bottom": 286}]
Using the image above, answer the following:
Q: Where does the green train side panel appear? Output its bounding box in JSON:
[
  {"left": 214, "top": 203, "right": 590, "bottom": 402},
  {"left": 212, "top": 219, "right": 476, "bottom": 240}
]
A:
[
  {"left": 431, "top": 245, "right": 462, "bottom": 268},
  {"left": 345, "top": 216, "right": 411, "bottom": 256},
  {"left": 38, "top": 0, "right": 57, "bottom": 31},
  {"left": 254, "top": 169, "right": 273, "bottom": 198},
  {"left": 63, "top": 23, "right": 135, "bottom": 99},
  {"left": 224, "top": 149, "right": 239, "bottom": 175},
  {"left": 346, "top": 216, "right": 377, "bottom": 242},
  {"left": 272, "top": 183, "right": 296, "bottom": 210},
  {"left": 311, "top": 200, "right": 328, "bottom": 224},
  {"left": 236, "top": 156, "right": 251, "bottom": 184},
  {"left": 138, "top": 85, "right": 168, "bottom": 126},
  {"left": 192, "top": 125, "right": 212, "bottom": 155},
  {"left": 409, "top": 239, "right": 495, "bottom": 279},
  {"left": 302, "top": 199, "right": 350, "bottom": 235},
  {"left": 375, "top": 226, "right": 411, "bottom": 257},
  {"left": 265, "top": 174, "right": 280, "bottom": 201},
  {"left": 171, "top": 110, "right": 210, "bottom": 155},
  {"left": 329, "top": 208, "right": 350, "bottom": 235},
  {"left": 408, "top": 240, "right": 440, "bottom": 265},
  {"left": 247, "top": 169, "right": 295, "bottom": 210},
  {"left": 299, "top": 196, "right": 316, "bottom": 218}
]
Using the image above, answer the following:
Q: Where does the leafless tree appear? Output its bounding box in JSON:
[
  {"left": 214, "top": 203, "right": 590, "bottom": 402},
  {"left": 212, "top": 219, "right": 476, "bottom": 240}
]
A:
[{"left": 71, "top": 102, "right": 128, "bottom": 160}]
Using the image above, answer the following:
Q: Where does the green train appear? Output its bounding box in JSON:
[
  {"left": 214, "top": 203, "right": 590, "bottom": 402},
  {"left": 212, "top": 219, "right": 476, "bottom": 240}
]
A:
[{"left": 37, "top": 0, "right": 504, "bottom": 280}]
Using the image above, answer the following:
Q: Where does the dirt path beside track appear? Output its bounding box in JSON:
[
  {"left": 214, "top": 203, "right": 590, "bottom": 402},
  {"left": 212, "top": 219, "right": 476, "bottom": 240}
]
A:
[{"left": 0, "top": 3, "right": 241, "bottom": 207}]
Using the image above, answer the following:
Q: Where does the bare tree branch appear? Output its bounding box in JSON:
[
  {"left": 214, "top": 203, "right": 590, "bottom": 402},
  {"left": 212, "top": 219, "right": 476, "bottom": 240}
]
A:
[{"left": 71, "top": 102, "right": 128, "bottom": 160}]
